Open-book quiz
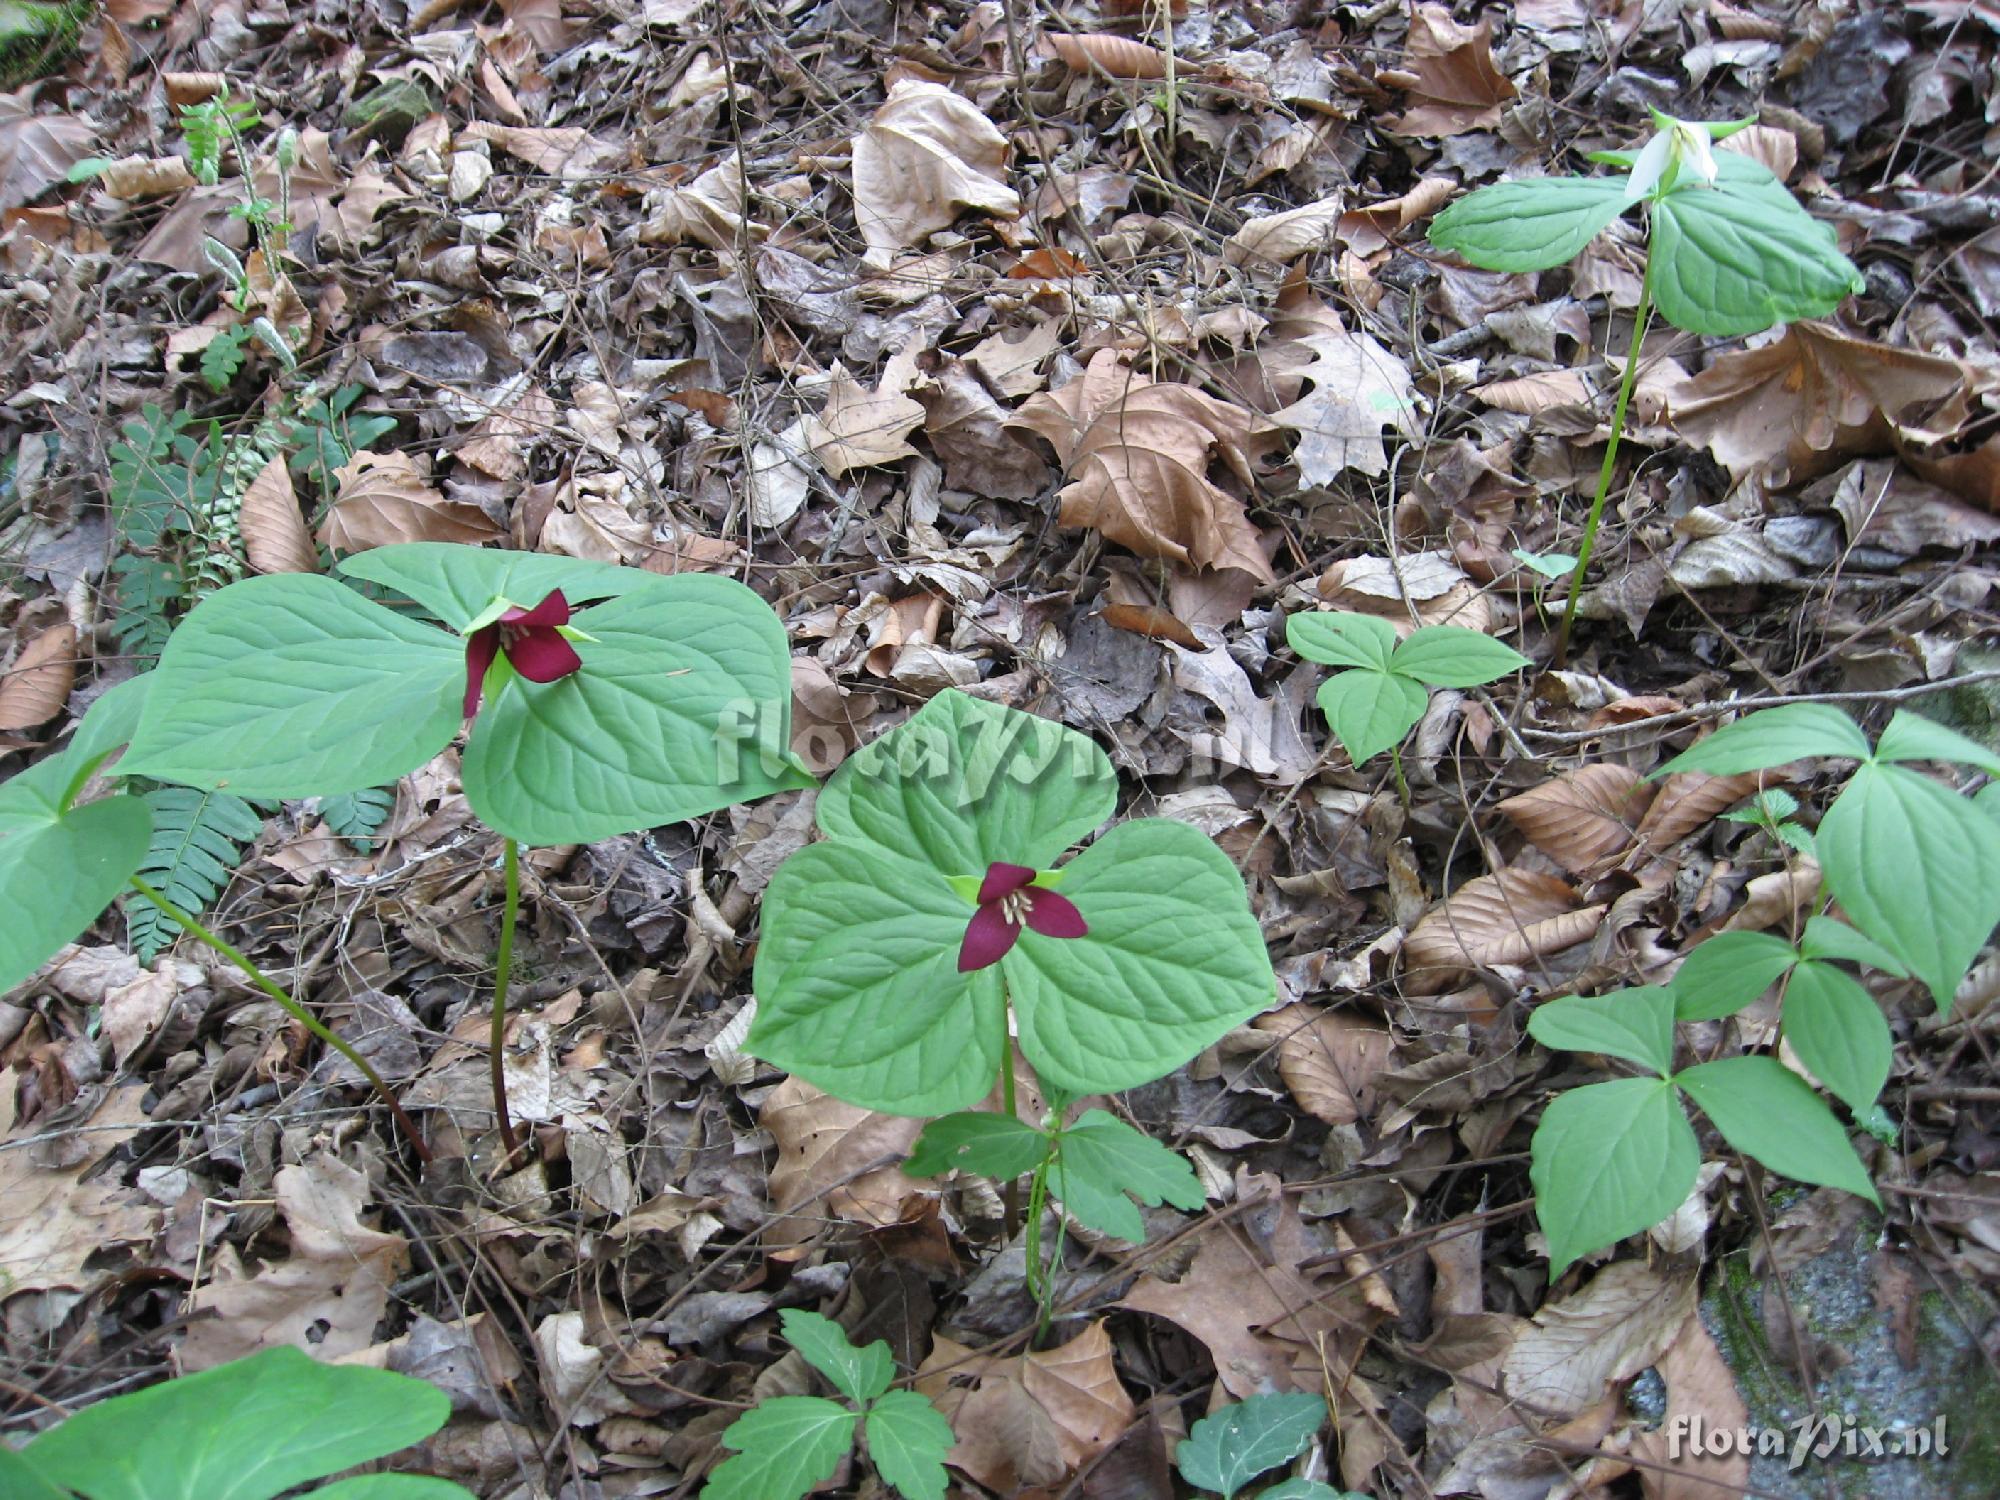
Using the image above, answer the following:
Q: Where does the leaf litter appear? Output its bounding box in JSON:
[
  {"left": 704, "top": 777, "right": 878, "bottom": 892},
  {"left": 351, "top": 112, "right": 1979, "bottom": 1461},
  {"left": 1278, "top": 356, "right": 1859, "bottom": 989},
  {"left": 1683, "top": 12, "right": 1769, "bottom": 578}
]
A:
[{"left": 2, "top": 0, "right": 1998, "bottom": 1496}]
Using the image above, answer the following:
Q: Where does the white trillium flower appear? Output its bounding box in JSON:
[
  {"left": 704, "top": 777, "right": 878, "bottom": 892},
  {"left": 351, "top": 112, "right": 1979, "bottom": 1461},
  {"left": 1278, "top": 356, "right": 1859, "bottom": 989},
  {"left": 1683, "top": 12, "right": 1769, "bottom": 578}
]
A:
[{"left": 1622, "top": 112, "right": 1752, "bottom": 201}]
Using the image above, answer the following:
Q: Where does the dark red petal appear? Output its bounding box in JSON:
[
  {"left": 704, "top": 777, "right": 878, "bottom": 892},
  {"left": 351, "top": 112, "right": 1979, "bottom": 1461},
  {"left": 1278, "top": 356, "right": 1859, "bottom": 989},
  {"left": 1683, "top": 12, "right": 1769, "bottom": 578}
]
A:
[
  {"left": 502, "top": 589, "right": 571, "bottom": 629},
  {"left": 463, "top": 627, "right": 500, "bottom": 718},
  {"left": 1024, "top": 888, "right": 1087, "bottom": 940},
  {"left": 958, "top": 903, "right": 1021, "bottom": 972},
  {"left": 976, "top": 861, "right": 1036, "bottom": 905},
  {"left": 505, "top": 628, "right": 582, "bottom": 683}
]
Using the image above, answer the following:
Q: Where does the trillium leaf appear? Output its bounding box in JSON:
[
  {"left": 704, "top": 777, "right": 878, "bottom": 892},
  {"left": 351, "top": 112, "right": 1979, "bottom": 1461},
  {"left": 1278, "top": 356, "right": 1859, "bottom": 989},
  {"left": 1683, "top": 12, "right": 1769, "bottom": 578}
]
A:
[
  {"left": 463, "top": 574, "right": 812, "bottom": 845},
  {"left": 1872, "top": 707, "right": 2000, "bottom": 778},
  {"left": 63, "top": 671, "right": 154, "bottom": 800},
  {"left": 705, "top": 1397, "right": 855, "bottom": 1500},
  {"left": 1815, "top": 763, "right": 2000, "bottom": 1013},
  {"left": 1674, "top": 1056, "right": 1879, "bottom": 1204},
  {"left": 814, "top": 690, "right": 1116, "bottom": 874},
  {"left": 749, "top": 842, "right": 1007, "bottom": 1116},
  {"left": 1527, "top": 986, "right": 1677, "bottom": 1076},
  {"left": 905, "top": 1112, "right": 1049, "bottom": 1179},
  {"left": 1054, "top": 1108, "right": 1205, "bottom": 1243},
  {"left": 1648, "top": 158, "right": 1863, "bottom": 336},
  {"left": 1286, "top": 611, "right": 1397, "bottom": 672},
  {"left": 1428, "top": 175, "right": 1633, "bottom": 273},
  {"left": 1654, "top": 703, "right": 1870, "bottom": 778},
  {"left": 0, "top": 793, "right": 152, "bottom": 997},
  {"left": 1670, "top": 930, "right": 1799, "bottom": 1021},
  {"left": 337, "top": 543, "right": 646, "bottom": 630},
  {"left": 1531, "top": 1077, "right": 1698, "bottom": 1279},
  {"left": 1389, "top": 625, "right": 1531, "bottom": 688},
  {"left": 1001, "top": 818, "right": 1275, "bottom": 1098},
  {"left": 120, "top": 574, "right": 464, "bottom": 799},
  {"left": 1782, "top": 961, "right": 1892, "bottom": 1116},
  {"left": 1316, "top": 668, "right": 1427, "bottom": 765}
]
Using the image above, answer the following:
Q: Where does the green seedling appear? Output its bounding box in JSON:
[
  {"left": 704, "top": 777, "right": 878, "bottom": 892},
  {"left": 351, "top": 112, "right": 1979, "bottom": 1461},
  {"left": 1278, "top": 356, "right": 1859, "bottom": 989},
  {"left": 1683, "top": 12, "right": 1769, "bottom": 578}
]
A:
[{"left": 1175, "top": 1391, "right": 1365, "bottom": 1499}]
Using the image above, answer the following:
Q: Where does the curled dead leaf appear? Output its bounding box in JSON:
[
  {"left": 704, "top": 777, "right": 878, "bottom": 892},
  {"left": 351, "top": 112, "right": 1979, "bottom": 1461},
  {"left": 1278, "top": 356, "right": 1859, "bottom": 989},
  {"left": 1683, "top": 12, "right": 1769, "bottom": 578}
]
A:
[
  {"left": 850, "top": 79, "right": 1020, "bottom": 252},
  {"left": 1250, "top": 1004, "right": 1395, "bottom": 1124},
  {"left": 1224, "top": 193, "right": 1345, "bottom": 268},
  {"left": 0, "top": 623, "right": 76, "bottom": 730},
  {"left": 1503, "top": 1261, "right": 1698, "bottom": 1420},
  {"left": 1403, "top": 869, "right": 1605, "bottom": 993},
  {"left": 1046, "top": 32, "right": 1171, "bottom": 79},
  {"left": 240, "top": 453, "right": 318, "bottom": 574},
  {"left": 761, "top": 1075, "right": 925, "bottom": 1251},
  {"left": 321, "top": 451, "right": 504, "bottom": 554},
  {"left": 1497, "top": 765, "right": 1652, "bottom": 875},
  {"left": 96, "top": 154, "right": 197, "bottom": 198},
  {"left": 1382, "top": 5, "right": 1516, "bottom": 136}
]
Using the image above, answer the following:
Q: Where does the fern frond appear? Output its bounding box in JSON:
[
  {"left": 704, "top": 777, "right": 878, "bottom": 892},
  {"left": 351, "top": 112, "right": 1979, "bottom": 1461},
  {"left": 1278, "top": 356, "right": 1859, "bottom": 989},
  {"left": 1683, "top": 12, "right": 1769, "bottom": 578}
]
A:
[
  {"left": 129, "top": 786, "right": 268, "bottom": 961},
  {"left": 318, "top": 785, "right": 395, "bottom": 848},
  {"left": 111, "top": 554, "right": 182, "bottom": 662}
]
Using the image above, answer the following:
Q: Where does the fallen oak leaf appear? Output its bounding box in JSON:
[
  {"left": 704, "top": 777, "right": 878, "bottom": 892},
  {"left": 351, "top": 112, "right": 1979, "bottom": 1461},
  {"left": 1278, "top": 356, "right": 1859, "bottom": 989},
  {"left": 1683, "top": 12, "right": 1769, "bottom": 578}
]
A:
[
  {"left": 805, "top": 361, "right": 927, "bottom": 476},
  {"left": 1271, "top": 325, "right": 1419, "bottom": 482},
  {"left": 1382, "top": 4, "right": 1516, "bottom": 137}
]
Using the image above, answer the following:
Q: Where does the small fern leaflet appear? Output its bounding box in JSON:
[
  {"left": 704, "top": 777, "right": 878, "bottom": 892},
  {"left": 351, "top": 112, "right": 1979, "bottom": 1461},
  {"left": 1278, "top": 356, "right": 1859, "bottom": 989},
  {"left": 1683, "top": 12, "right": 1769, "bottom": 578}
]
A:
[{"left": 129, "top": 787, "right": 269, "bottom": 961}]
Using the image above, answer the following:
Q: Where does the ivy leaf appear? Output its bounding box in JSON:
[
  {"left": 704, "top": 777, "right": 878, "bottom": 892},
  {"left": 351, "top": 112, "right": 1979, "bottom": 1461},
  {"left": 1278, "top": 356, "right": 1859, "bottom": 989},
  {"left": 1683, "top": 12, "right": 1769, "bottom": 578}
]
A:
[
  {"left": 1816, "top": 763, "right": 2000, "bottom": 1012},
  {"left": 1675, "top": 1056, "right": 1879, "bottom": 1204},
  {"left": 905, "top": 1112, "right": 1049, "bottom": 1180},
  {"left": 1001, "top": 818, "right": 1275, "bottom": 1099},
  {"left": 863, "top": 1390, "right": 954, "bottom": 1500},
  {"left": 120, "top": 574, "right": 464, "bottom": 800},
  {"left": 1526, "top": 987, "right": 1676, "bottom": 1076},
  {"left": 1670, "top": 931, "right": 1799, "bottom": 1021},
  {"left": 1427, "top": 175, "right": 1633, "bottom": 273},
  {"left": 749, "top": 842, "right": 1007, "bottom": 1116},
  {"left": 1316, "top": 669, "right": 1428, "bottom": 766},
  {"left": 1654, "top": 703, "right": 1871, "bottom": 778},
  {"left": 337, "top": 543, "right": 645, "bottom": 630},
  {"left": 1531, "top": 1077, "right": 1699, "bottom": 1279},
  {"left": 813, "top": 690, "right": 1117, "bottom": 874},
  {"left": 704, "top": 1397, "right": 856, "bottom": 1500},
  {"left": 1647, "top": 158, "right": 1863, "bottom": 336},
  {"left": 1782, "top": 961, "right": 1892, "bottom": 1117},
  {"left": 1053, "top": 1109, "right": 1205, "bottom": 1243},
  {"left": 1174, "top": 1392, "right": 1327, "bottom": 1500},
  {"left": 1388, "top": 626, "right": 1530, "bottom": 688},
  {"left": 463, "top": 574, "right": 813, "bottom": 845},
  {"left": 779, "top": 1311, "right": 894, "bottom": 1405}
]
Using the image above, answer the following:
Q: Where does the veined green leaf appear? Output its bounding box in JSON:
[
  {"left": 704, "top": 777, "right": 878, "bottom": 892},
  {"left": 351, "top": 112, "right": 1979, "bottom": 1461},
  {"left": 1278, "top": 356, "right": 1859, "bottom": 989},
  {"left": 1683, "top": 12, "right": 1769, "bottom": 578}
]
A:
[
  {"left": 1670, "top": 930, "right": 1798, "bottom": 1021},
  {"left": 1389, "top": 625, "right": 1531, "bottom": 688},
  {"left": 704, "top": 1396, "right": 855, "bottom": 1500},
  {"left": 1782, "top": 961, "right": 1892, "bottom": 1116},
  {"left": 1286, "top": 611, "right": 1397, "bottom": 672},
  {"left": 1428, "top": 175, "right": 1633, "bottom": 273},
  {"left": 863, "top": 1391, "right": 953, "bottom": 1500},
  {"left": 780, "top": 1310, "right": 893, "bottom": 1405},
  {"left": 1531, "top": 1077, "right": 1698, "bottom": 1279},
  {"left": 1316, "top": 668, "right": 1427, "bottom": 765},
  {"left": 336, "top": 543, "right": 645, "bottom": 630},
  {"left": 905, "top": 1112, "right": 1049, "bottom": 1180},
  {"left": 1654, "top": 703, "right": 1870, "bottom": 778},
  {"left": 1872, "top": 708, "right": 2000, "bottom": 779},
  {"left": 0, "top": 793, "right": 152, "bottom": 996},
  {"left": 1053, "top": 1108, "right": 1205, "bottom": 1243},
  {"left": 1675, "top": 1056, "right": 1879, "bottom": 1203},
  {"left": 1175, "top": 1392, "right": 1327, "bottom": 1499},
  {"left": 1527, "top": 987, "right": 1676, "bottom": 1076}
]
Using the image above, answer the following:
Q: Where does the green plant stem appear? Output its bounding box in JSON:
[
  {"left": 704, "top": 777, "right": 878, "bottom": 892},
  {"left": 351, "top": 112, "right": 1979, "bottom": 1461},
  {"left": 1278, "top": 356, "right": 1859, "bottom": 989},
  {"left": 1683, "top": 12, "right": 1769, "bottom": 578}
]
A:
[
  {"left": 1554, "top": 247, "right": 1657, "bottom": 668},
  {"left": 1024, "top": 1154, "right": 1055, "bottom": 1345},
  {"left": 126, "top": 875, "right": 430, "bottom": 1163},
  {"left": 490, "top": 837, "right": 522, "bottom": 1163}
]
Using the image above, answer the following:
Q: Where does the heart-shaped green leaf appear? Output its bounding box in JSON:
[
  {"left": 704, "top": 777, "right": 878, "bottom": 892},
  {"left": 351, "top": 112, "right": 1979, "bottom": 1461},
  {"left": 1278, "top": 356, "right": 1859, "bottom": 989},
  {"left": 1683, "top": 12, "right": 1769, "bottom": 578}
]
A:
[
  {"left": 1782, "top": 961, "right": 1892, "bottom": 1116},
  {"left": 749, "top": 842, "right": 1007, "bottom": 1116},
  {"left": 814, "top": 690, "right": 1116, "bottom": 873},
  {"left": 1527, "top": 987, "right": 1676, "bottom": 1076},
  {"left": 338, "top": 543, "right": 646, "bottom": 630},
  {"left": 1316, "top": 669, "right": 1427, "bottom": 765},
  {"left": 120, "top": 574, "right": 463, "bottom": 799},
  {"left": 0, "top": 792, "right": 152, "bottom": 996},
  {"left": 1428, "top": 175, "right": 1633, "bottom": 273},
  {"left": 462, "top": 573, "right": 811, "bottom": 844},
  {"left": 1675, "top": 1056, "right": 1878, "bottom": 1203},
  {"left": 21, "top": 1347, "right": 451, "bottom": 1500},
  {"left": 1531, "top": 1077, "right": 1698, "bottom": 1279},
  {"left": 1001, "top": 818, "right": 1274, "bottom": 1098}
]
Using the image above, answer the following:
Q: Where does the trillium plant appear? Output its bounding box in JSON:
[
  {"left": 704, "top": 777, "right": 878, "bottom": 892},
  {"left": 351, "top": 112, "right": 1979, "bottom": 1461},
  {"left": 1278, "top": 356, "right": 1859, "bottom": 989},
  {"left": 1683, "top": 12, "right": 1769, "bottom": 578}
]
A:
[
  {"left": 1, "top": 543, "right": 806, "bottom": 1163},
  {"left": 1429, "top": 111, "right": 1864, "bottom": 662},
  {"left": 748, "top": 691, "right": 1276, "bottom": 1323},
  {"left": 1525, "top": 703, "right": 2000, "bottom": 1277}
]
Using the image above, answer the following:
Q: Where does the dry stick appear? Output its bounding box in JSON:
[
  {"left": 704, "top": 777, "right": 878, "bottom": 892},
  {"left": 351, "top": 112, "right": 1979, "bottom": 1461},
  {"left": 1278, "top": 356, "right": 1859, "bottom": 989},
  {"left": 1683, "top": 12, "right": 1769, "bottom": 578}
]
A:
[
  {"left": 489, "top": 836, "right": 524, "bottom": 1163},
  {"left": 126, "top": 875, "right": 431, "bottom": 1163}
]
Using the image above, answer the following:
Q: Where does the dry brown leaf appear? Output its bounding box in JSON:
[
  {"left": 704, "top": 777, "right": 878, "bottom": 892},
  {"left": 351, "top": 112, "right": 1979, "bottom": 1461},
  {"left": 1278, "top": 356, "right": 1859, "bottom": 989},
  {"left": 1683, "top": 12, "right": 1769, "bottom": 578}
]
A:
[
  {"left": 0, "top": 622, "right": 75, "bottom": 730},
  {"left": 1719, "top": 123, "right": 1798, "bottom": 182},
  {"left": 1019, "top": 1321, "right": 1137, "bottom": 1470},
  {"left": 919, "top": 1347, "right": 1066, "bottom": 1494},
  {"left": 1819, "top": 455, "right": 2000, "bottom": 551},
  {"left": 638, "top": 159, "right": 753, "bottom": 251},
  {"left": 0, "top": 1083, "right": 158, "bottom": 1296},
  {"left": 321, "top": 451, "right": 503, "bottom": 554},
  {"left": 1046, "top": 32, "right": 1170, "bottom": 79},
  {"left": 964, "top": 319, "right": 1061, "bottom": 398},
  {"left": 1224, "top": 193, "right": 1344, "bottom": 268},
  {"left": 761, "top": 1075, "right": 925, "bottom": 1250},
  {"left": 1673, "top": 321, "right": 1975, "bottom": 486},
  {"left": 850, "top": 79, "right": 1020, "bottom": 252},
  {"left": 96, "top": 154, "right": 197, "bottom": 197},
  {"left": 1271, "top": 326, "right": 1418, "bottom": 482},
  {"left": 1631, "top": 770, "right": 1780, "bottom": 852},
  {"left": 1497, "top": 765, "right": 1652, "bottom": 874},
  {"left": 103, "top": 965, "right": 186, "bottom": 1067},
  {"left": 1099, "top": 602, "right": 1202, "bottom": 650},
  {"left": 1382, "top": 5, "right": 1517, "bottom": 136},
  {"left": 1338, "top": 177, "right": 1457, "bottom": 256},
  {"left": 0, "top": 98, "right": 95, "bottom": 212},
  {"left": 1009, "top": 349, "right": 1279, "bottom": 580},
  {"left": 1475, "top": 369, "right": 1594, "bottom": 414},
  {"left": 806, "top": 361, "right": 927, "bottom": 476},
  {"left": 240, "top": 453, "right": 318, "bottom": 574},
  {"left": 182, "top": 1154, "right": 410, "bottom": 1369},
  {"left": 1250, "top": 1005, "right": 1395, "bottom": 1124},
  {"left": 498, "top": 0, "right": 573, "bottom": 53},
  {"left": 1403, "top": 869, "right": 1605, "bottom": 993},
  {"left": 1628, "top": 1311, "right": 1751, "bottom": 1499},
  {"left": 458, "top": 122, "right": 614, "bottom": 177},
  {"left": 916, "top": 359, "right": 1051, "bottom": 499},
  {"left": 1503, "top": 1261, "right": 1698, "bottom": 1419}
]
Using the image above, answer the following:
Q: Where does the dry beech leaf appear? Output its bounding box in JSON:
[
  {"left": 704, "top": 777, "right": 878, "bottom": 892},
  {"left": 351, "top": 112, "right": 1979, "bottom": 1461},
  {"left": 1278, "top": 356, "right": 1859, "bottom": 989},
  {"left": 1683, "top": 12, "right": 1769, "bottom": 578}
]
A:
[
  {"left": 1631, "top": 770, "right": 1782, "bottom": 853},
  {"left": 1009, "top": 348, "right": 1279, "bottom": 580},
  {"left": 240, "top": 453, "right": 318, "bottom": 575},
  {"left": 1046, "top": 32, "right": 1170, "bottom": 79},
  {"left": 1496, "top": 765, "right": 1652, "bottom": 874},
  {"left": 850, "top": 79, "right": 1020, "bottom": 252},
  {"left": 96, "top": 154, "right": 197, "bottom": 198},
  {"left": 458, "top": 122, "right": 612, "bottom": 177},
  {"left": 1251, "top": 1004, "right": 1395, "bottom": 1124},
  {"left": 321, "top": 450, "right": 503, "bottom": 554},
  {"left": 497, "top": 0, "right": 573, "bottom": 53},
  {"left": 1630, "top": 1311, "right": 1752, "bottom": 1500},
  {"left": 1476, "top": 369, "right": 1594, "bottom": 414},
  {"left": 1339, "top": 177, "right": 1457, "bottom": 256},
  {"left": 1719, "top": 124, "right": 1798, "bottom": 182},
  {"left": 1403, "top": 868, "right": 1605, "bottom": 993},
  {"left": 638, "top": 158, "right": 753, "bottom": 251},
  {"left": 1503, "top": 1261, "right": 1698, "bottom": 1420},
  {"left": 806, "top": 361, "right": 926, "bottom": 476},
  {"left": 760, "top": 1075, "right": 925, "bottom": 1251},
  {"left": 1272, "top": 325, "right": 1419, "bottom": 482},
  {"left": 1098, "top": 602, "right": 1202, "bottom": 650},
  {"left": 1381, "top": 4, "right": 1516, "bottom": 137},
  {"left": 1224, "top": 193, "right": 1344, "bottom": 267},
  {"left": 0, "top": 623, "right": 76, "bottom": 730},
  {"left": 0, "top": 100, "right": 95, "bottom": 213}
]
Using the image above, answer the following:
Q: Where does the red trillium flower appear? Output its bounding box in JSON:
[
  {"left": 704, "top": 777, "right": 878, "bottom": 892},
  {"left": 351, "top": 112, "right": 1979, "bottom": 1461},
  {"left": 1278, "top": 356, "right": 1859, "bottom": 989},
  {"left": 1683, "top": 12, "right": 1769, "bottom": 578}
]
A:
[
  {"left": 958, "top": 861, "right": 1087, "bottom": 973},
  {"left": 462, "top": 589, "right": 582, "bottom": 718}
]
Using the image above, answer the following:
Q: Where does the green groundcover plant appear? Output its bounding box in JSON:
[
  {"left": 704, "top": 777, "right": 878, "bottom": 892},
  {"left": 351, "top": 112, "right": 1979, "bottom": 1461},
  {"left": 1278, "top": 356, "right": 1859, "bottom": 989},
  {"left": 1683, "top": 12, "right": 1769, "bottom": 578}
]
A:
[
  {"left": 749, "top": 690, "right": 1276, "bottom": 1320},
  {"left": 1428, "top": 111, "right": 1864, "bottom": 659},
  {"left": 1, "top": 1346, "right": 472, "bottom": 1499},
  {"left": 1526, "top": 703, "right": 2000, "bottom": 1276},
  {"left": 1, "top": 543, "right": 807, "bottom": 1160},
  {"left": 1174, "top": 1391, "right": 1366, "bottom": 1500}
]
